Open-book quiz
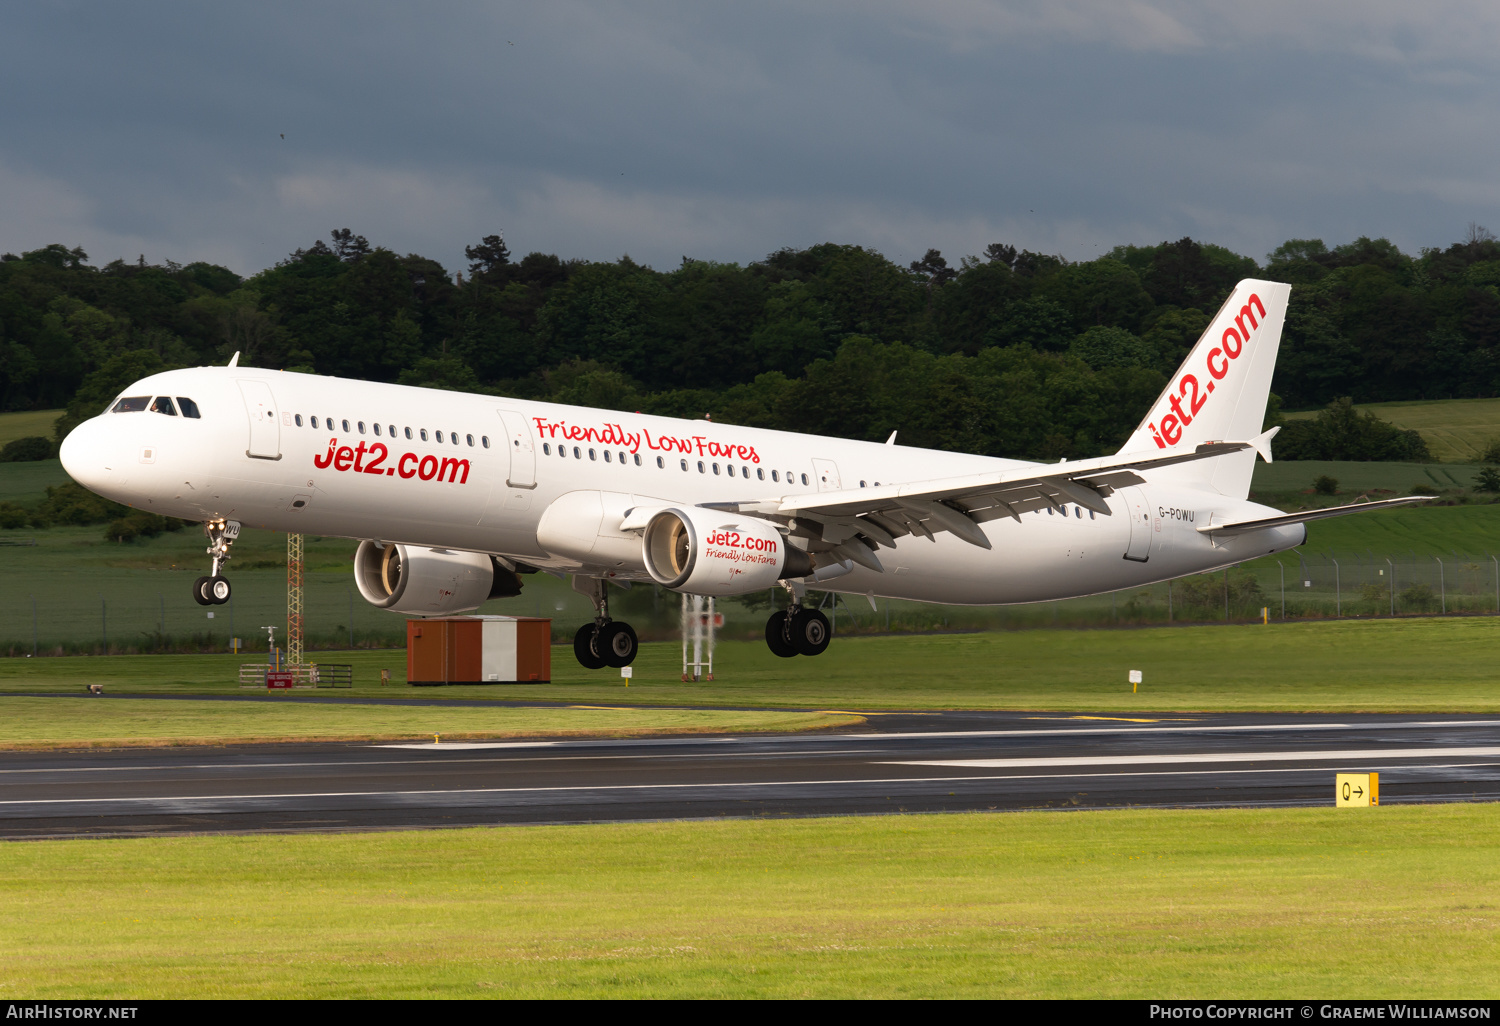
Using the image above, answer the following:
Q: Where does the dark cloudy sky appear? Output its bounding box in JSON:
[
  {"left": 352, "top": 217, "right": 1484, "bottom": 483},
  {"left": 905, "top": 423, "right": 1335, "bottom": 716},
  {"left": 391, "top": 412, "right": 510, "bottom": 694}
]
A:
[{"left": 2, "top": 2, "right": 1496, "bottom": 276}]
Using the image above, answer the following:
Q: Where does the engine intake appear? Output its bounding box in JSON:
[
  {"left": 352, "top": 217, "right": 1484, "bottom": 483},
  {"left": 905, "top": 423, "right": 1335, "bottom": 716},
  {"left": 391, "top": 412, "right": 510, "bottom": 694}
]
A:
[
  {"left": 642, "top": 507, "right": 810, "bottom": 596},
  {"left": 353, "top": 541, "right": 521, "bottom": 616}
]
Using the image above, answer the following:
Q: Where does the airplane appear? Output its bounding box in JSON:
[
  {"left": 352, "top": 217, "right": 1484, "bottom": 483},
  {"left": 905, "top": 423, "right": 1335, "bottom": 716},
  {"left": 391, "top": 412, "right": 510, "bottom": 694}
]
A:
[{"left": 59, "top": 279, "right": 1426, "bottom": 669}]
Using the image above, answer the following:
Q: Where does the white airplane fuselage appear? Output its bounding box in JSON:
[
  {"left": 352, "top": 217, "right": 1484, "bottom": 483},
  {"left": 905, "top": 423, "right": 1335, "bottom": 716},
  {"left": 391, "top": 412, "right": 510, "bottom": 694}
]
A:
[{"left": 59, "top": 365, "right": 1304, "bottom": 607}]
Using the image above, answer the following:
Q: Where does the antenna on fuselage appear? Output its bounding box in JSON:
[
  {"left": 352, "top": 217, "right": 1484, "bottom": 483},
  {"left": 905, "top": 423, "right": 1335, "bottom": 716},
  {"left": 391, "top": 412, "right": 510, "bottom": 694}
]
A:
[{"left": 228, "top": 351, "right": 240, "bottom": 367}]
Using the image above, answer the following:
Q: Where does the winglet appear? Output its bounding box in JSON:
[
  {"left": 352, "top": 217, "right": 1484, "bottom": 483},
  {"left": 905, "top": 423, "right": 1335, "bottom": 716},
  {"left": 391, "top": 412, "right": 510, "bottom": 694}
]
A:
[
  {"left": 228, "top": 351, "right": 240, "bottom": 368},
  {"left": 885, "top": 430, "right": 898, "bottom": 446},
  {"left": 1250, "top": 425, "right": 1280, "bottom": 463}
]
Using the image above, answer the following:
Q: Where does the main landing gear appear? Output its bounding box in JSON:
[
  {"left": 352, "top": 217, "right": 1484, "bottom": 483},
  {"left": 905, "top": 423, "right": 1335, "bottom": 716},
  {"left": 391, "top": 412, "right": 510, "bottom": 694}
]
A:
[
  {"left": 765, "top": 580, "right": 831, "bottom": 658},
  {"left": 571, "top": 575, "right": 639, "bottom": 670},
  {"left": 192, "top": 519, "right": 240, "bottom": 606}
]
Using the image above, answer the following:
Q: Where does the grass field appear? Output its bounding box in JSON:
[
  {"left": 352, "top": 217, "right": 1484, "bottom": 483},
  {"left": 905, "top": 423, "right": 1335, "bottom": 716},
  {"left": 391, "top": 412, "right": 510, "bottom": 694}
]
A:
[
  {"left": 1284, "top": 397, "right": 1500, "bottom": 464},
  {"left": 4, "top": 616, "right": 1500, "bottom": 715},
  {"left": 1, "top": 805, "right": 1495, "bottom": 998},
  {"left": 0, "top": 408, "right": 63, "bottom": 448},
  {"left": 0, "top": 697, "right": 861, "bottom": 748}
]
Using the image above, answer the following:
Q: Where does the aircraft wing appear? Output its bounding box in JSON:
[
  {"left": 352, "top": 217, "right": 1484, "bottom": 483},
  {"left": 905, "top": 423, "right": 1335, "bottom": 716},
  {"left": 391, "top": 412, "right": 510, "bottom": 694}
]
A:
[
  {"left": 707, "top": 440, "right": 1254, "bottom": 570},
  {"left": 1195, "top": 495, "right": 1432, "bottom": 534}
]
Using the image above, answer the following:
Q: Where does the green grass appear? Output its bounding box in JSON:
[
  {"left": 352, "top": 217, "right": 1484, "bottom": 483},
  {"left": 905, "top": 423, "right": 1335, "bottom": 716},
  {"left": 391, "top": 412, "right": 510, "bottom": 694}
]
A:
[
  {"left": 0, "top": 696, "right": 859, "bottom": 748},
  {"left": 1285, "top": 397, "right": 1500, "bottom": 464},
  {"left": 1274, "top": 499, "right": 1500, "bottom": 553},
  {"left": 5, "top": 616, "right": 1500, "bottom": 713},
  {"left": 0, "top": 408, "right": 63, "bottom": 448},
  {"left": 0, "top": 458, "right": 70, "bottom": 504},
  {"left": 1251, "top": 458, "right": 1485, "bottom": 495},
  {"left": 1, "top": 806, "right": 1495, "bottom": 998}
]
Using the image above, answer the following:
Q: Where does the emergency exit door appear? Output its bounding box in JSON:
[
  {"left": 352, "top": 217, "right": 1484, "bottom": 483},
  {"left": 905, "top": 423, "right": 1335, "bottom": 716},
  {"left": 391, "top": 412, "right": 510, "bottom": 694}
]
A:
[
  {"left": 1121, "top": 486, "right": 1152, "bottom": 562},
  {"left": 496, "top": 409, "right": 536, "bottom": 488},
  {"left": 237, "top": 380, "right": 281, "bottom": 460}
]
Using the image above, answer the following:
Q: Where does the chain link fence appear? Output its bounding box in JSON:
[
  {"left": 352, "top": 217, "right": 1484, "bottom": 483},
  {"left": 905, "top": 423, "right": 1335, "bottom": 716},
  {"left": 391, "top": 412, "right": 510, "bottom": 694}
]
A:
[{"left": 4, "top": 552, "right": 1499, "bottom": 656}]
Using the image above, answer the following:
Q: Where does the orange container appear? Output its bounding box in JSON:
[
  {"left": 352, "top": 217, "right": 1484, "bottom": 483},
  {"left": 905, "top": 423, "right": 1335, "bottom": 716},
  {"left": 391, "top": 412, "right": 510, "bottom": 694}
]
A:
[{"left": 407, "top": 616, "right": 551, "bottom": 685}]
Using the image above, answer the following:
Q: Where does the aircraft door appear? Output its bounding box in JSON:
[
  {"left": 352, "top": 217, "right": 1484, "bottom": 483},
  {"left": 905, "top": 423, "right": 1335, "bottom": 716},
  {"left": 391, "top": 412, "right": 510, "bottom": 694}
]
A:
[
  {"left": 811, "top": 458, "right": 842, "bottom": 491},
  {"left": 496, "top": 409, "right": 537, "bottom": 489},
  {"left": 1121, "top": 486, "right": 1152, "bottom": 562},
  {"left": 237, "top": 380, "right": 281, "bottom": 460}
]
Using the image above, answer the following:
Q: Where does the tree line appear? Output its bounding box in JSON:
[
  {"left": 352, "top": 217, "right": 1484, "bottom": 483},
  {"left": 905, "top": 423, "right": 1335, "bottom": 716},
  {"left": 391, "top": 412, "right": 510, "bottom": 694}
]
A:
[{"left": 3, "top": 224, "right": 1499, "bottom": 463}]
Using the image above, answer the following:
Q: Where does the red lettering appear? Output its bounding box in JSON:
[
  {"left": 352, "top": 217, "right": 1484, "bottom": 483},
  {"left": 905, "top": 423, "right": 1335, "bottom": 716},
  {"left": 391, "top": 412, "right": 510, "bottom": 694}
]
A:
[
  {"left": 1150, "top": 423, "right": 1166, "bottom": 449},
  {"left": 1222, "top": 327, "right": 1243, "bottom": 359},
  {"left": 1233, "top": 294, "right": 1265, "bottom": 341},
  {"left": 418, "top": 454, "right": 438, "bottom": 481},
  {"left": 352, "top": 440, "right": 369, "bottom": 472},
  {"left": 313, "top": 439, "right": 336, "bottom": 469},
  {"left": 1161, "top": 414, "right": 1182, "bottom": 445},
  {"left": 398, "top": 452, "right": 418, "bottom": 479},
  {"left": 1181, "top": 374, "right": 1205, "bottom": 416},
  {"left": 1168, "top": 393, "right": 1192, "bottom": 426},
  {"left": 333, "top": 446, "right": 354, "bottom": 471},
  {"left": 363, "top": 442, "right": 388, "bottom": 474},
  {"left": 437, "top": 456, "right": 470, "bottom": 484},
  {"left": 1207, "top": 348, "right": 1228, "bottom": 379}
]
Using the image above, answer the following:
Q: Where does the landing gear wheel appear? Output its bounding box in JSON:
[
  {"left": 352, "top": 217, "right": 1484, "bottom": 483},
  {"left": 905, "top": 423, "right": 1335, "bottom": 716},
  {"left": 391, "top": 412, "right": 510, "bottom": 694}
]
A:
[
  {"left": 573, "top": 624, "right": 607, "bottom": 670},
  {"left": 789, "top": 608, "right": 832, "bottom": 656},
  {"left": 208, "top": 577, "right": 231, "bottom": 604},
  {"left": 192, "top": 576, "right": 213, "bottom": 606},
  {"left": 765, "top": 611, "right": 798, "bottom": 658},
  {"left": 597, "top": 621, "right": 639, "bottom": 667}
]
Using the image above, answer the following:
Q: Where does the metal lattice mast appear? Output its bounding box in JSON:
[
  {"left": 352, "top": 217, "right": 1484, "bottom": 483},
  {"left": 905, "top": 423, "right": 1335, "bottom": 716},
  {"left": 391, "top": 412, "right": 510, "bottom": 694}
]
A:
[{"left": 287, "top": 532, "right": 304, "bottom": 668}]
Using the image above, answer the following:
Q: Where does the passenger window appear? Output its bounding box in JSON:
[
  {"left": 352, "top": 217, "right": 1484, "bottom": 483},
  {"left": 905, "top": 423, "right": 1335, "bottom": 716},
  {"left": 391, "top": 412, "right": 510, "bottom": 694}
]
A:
[
  {"left": 482, "top": 436, "right": 490, "bottom": 448},
  {"left": 295, "top": 414, "right": 303, "bottom": 427},
  {"left": 373, "top": 424, "right": 382, "bottom": 436},
  {"left": 741, "top": 465, "right": 748, "bottom": 477},
  {"left": 619, "top": 451, "right": 626, "bottom": 464},
  {"left": 604, "top": 450, "right": 612, "bottom": 463},
  {"left": 310, "top": 415, "right": 319, "bottom": 429},
  {"left": 680, "top": 459, "right": 688, "bottom": 471},
  {"left": 466, "top": 434, "right": 475, "bottom": 447},
  {"left": 542, "top": 443, "right": 551, "bottom": 455},
  {"left": 771, "top": 470, "right": 779, "bottom": 482},
  {"left": 800, "top": 473, "right": 809, "bottom": 486},
  {"left": 112, "top": 397, "right": 149, "bottom": 413},
  {"left": 358, "top": 421, "right": 366, "bottom": 435},
  {"left": 574, "top": 446, "right": 582, "bottom": 459},
  {"left": 177, "top": 397, "right": 201, "bottom": 419},
  {"left": 589, "top": 448, "right": 597, "bottom": 461},
  {"left": 859, "top": 480, "right": 866, "bottom": 488},
  {"left": 434, "top": 431, "right": 443, "bottom": 443},
  {"left": 698, "top": 461, "right": 705, "bottom": 473},
  {"left": 342, "top": 419, "right": 350, "bottom": 432},
  {"left": 404, "top": 427, "right": 412, "bottom": 440},
  {"left": 757, "top": 468, "right": 764, "bottom": 480},
  {"left": 712, "top": 463, "right": 720, "bottom": 475},
  {"left": 420, "top": 429, "right": 428, "bottom": 441},
  {"left": 655, "top": 456, "right": 663, "bottom": 468},
  {"left": 150, "top": 397, "right": 177, "bottom": 416}
]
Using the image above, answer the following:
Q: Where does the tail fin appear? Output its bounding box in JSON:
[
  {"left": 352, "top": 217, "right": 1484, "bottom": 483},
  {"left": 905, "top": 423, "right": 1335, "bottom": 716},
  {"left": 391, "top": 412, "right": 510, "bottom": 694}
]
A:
[{"left": 1119, "top": 279, "right": 1291, "bottom": 498}]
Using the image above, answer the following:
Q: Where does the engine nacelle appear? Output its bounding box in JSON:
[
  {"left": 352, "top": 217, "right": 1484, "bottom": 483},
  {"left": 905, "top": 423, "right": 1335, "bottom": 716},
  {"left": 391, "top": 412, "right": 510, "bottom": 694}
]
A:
[
  {"left": 353, "top": 541, "right": 519, "bottom": 616},
  {"left": 642, "top": 507, "right": 811, "bottom": 596}
]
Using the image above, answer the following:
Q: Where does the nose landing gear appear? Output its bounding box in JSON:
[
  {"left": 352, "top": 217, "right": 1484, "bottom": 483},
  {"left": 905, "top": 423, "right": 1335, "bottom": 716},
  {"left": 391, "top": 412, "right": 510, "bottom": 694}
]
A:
[
  {"left": 192, "top": 519, "right": 240, "bottom": 606},
  {"left": 571, "top": 575, "right": 638, "bottom": 669}
]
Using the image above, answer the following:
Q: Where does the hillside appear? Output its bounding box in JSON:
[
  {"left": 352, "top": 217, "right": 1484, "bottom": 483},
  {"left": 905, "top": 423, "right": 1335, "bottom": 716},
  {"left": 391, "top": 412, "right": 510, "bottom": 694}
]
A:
[{"left": 1284, "top": 397, "right": 1500, "bottom": 463}]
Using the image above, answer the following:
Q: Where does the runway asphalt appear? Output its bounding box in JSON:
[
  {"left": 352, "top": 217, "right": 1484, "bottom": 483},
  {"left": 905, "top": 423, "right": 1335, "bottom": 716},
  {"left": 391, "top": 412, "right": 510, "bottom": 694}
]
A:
[{"left": 3, "top": 709, "right": 1498, "bottom": 838}]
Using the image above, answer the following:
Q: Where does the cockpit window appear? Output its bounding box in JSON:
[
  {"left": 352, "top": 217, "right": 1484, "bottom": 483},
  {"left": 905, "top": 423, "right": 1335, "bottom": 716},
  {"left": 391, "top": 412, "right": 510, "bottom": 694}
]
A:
[
  {"left": 177, "top": 397, "right": 201, "bottom": 419},
  {"left": 112, "top": 397, "right": 150, "bottom": 413},
  {"left": 150, "top": 397, "right": 177, "bottom": 416}
]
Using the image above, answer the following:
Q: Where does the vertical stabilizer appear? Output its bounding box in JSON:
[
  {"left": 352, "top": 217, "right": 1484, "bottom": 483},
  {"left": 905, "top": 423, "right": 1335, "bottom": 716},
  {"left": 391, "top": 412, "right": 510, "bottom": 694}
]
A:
[{"left": 1118, "top": 279, "right": 1291, "bottom": 498}]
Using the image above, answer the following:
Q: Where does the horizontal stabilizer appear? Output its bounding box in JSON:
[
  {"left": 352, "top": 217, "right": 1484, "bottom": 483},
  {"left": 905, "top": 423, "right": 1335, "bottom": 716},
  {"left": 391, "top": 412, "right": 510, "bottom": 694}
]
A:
[{"left": 1196, "top": 495, "right": 1431, "bottom": 535}]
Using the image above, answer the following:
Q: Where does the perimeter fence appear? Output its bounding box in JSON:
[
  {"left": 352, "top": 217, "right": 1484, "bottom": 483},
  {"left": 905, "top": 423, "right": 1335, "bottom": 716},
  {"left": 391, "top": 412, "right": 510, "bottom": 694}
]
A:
[{"left": 2, "top": 552, "right": 1497, "bottom": 656}]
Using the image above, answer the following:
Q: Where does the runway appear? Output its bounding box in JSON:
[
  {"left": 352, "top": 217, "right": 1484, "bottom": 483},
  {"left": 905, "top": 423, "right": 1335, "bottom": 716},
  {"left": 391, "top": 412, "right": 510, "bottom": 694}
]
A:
[{"left": 3, "top": 709, "right": 1499, "bottom": 838}]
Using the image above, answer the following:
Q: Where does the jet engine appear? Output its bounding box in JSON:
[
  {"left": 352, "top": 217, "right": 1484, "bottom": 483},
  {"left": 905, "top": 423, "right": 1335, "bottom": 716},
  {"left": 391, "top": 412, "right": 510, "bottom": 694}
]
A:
[
  {"left": 353, "top": 541, "right": 522, "bottom": 616},
  {"left": 642, "top": 507, "right": 811, "bottom": 596}
]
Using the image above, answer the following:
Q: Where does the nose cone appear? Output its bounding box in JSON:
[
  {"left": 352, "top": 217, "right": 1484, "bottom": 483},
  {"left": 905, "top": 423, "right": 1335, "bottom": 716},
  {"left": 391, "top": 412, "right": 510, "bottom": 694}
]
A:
[{"left": 59, "top": 417, "right": 116, "bottom": 495}]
